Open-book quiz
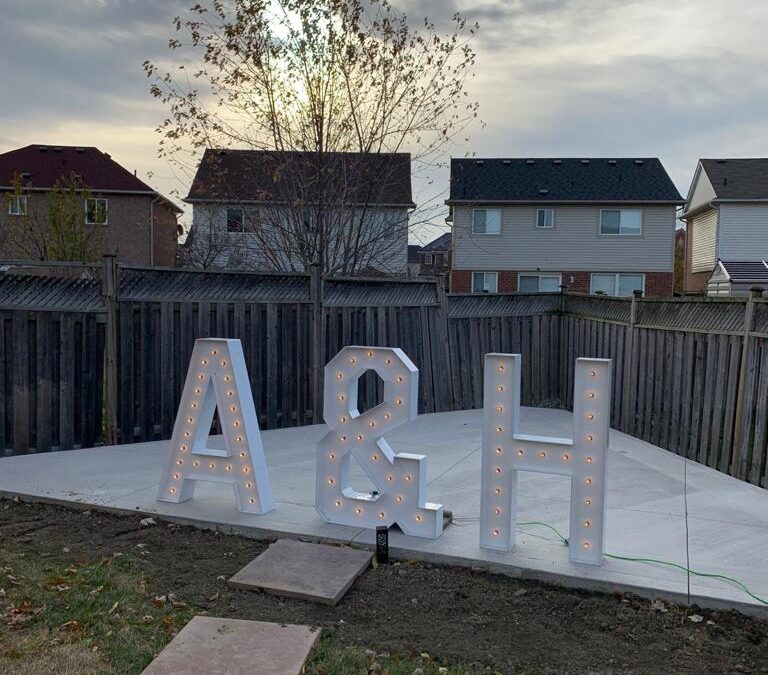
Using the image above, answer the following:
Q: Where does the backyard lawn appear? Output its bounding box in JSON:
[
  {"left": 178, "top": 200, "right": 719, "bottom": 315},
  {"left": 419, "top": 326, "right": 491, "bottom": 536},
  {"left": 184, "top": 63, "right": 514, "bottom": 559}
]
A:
[{"left": 1, "top": 499, "right": 766, "bottom": 674}]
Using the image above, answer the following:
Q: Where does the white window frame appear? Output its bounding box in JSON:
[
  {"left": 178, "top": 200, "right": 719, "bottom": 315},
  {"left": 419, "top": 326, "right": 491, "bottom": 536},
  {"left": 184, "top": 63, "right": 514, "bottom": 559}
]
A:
[
  {"left": 472, "top": 271, "right": 498, "bottom": 293},
  {"left": 226, "top": 206, "right": 245, "bottom": 233},
  {"left": 424, "top": 253, "right": 433, "bottom": 265},
  {"left": 518, "top": 272, "right": 562, "bottom": 293},
  {"left": 472, "top": 208, "right": 502, "bottom": 235},
  {"left": 599, "top": 208, "right": 642, "bottom": 236},
  {"left": 590, "top": 273, "right": 645, "bottom": 297},
  {"left": 8, "top": 194, "right": 27, "bottom": 216},
  {"left": 85, "top": 197, "right": 108, "bottom": 225},
  {"left": 536, "top": 208, "right": 554, "bottom": 229}
]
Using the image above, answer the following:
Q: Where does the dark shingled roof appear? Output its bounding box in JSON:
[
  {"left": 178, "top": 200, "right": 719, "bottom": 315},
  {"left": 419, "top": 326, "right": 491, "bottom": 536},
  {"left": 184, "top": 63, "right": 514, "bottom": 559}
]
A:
[
  {"left": 448, "top": 158, "right": 683, "bottom": 203},
  {"left": 719, "top": 260, "right": 768, "bottom": 282},
  {"left": 700, "top": 159, "right": 768, "bottom": 200},
  {"left": 187, "top": 149, "right": 414, "bottom": 206},
  {"left": 421, "top": 232, "right": 451, "bottom": 252}
]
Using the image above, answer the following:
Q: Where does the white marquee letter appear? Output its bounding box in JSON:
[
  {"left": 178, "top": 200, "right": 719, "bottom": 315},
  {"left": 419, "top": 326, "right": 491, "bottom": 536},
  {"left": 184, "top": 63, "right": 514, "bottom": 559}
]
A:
[
  {"left": 316, "top": 346, "right": 443, "bottom": 538},
  {"left": 157, "top": 338, "right": 274, "bottom": 514},
  {"left": 480, "top": 354, "right": 610, "bottom": 564}
]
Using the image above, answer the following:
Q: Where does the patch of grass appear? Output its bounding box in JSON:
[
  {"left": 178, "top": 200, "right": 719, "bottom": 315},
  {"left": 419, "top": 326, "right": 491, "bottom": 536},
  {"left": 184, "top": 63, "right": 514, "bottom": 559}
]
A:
[
  {"left": 303, "top": 632, "right": 541, "bottom": 675},
  {"left": 0, "top": 547, "right": 194, "bottom": 674}
]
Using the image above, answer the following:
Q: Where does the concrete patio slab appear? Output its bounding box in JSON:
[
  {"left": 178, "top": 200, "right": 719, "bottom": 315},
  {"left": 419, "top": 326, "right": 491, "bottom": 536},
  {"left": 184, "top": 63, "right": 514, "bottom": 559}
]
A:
[
  {"left": 2, "top": 408, "right": 768, "bottom": 615},
  {"left": 140, "top": 616, "right": 319, "bottom": 675},
  {"left": 228, "top": 538, "right": 372, "bottom": 605}
]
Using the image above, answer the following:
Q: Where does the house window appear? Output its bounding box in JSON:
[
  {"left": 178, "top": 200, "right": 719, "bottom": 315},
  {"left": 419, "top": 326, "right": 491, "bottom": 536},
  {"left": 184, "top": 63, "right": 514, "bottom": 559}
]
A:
[
  {"left": 472, "top": 271, "right": 498, "bottom": 293},
  {"left": 227, "top": 207, "right": 245, "bottom": 233},
  {"left": 424, "top": 253, "right": 433, "bottom": 265},
  {"left": 536, "top": 208, "right": 554, "bottom": 228},
  {"left": 600, "top": 209, "right": 642, "bottom": 235},
  {"left": 518, "top": 273, "right": 561, "bottom": 292},
  {"left": 8, "top": 194, "right": 27, "bottom": 216},
  {"left": 434, "top": 253, "right": 442, "bottom": 267},
  {"left": 472, "top": 209, "right": 501, "bottom": 235},
  {"left": 590, "top": 273, "right": 645, "bottom": 297},
  {"left": 85, "top": 198, "right": 108, "bottom": 225}
]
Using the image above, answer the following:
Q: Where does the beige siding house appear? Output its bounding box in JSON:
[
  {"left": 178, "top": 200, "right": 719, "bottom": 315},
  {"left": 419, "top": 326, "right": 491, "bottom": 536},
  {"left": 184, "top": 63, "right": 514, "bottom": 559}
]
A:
[
  {"left": 448, "top": 158, "right": 683, "bottom": 297},
  {"left": 682, "top": 159, "right": 768, "bottom": 294}
]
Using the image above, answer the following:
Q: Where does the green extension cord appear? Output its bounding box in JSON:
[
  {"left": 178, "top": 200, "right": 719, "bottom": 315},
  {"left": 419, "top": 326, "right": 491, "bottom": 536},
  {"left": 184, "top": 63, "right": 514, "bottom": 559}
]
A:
[{"left": 517, "top": 521, "right": 768, "bottom": 606}]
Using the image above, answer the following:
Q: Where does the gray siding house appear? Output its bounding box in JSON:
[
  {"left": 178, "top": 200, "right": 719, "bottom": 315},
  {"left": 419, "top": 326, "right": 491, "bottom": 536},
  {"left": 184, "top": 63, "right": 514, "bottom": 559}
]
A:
[
  {"left": 447, "top": 158, "right": 683, "bottom": 296},
  {"left": 682, "top": 159, "right": 768, "bottom": 294},
  {"left": 184, "top": 150, "right": 413, "bottom": 275}
]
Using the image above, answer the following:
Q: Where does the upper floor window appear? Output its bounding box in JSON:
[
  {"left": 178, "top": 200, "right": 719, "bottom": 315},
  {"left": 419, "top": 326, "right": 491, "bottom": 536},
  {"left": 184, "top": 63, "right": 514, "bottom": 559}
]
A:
[
  {"left": 472, "top": 271, "right": 498, "bottom": 293},
  {"left": 591, "top": 273, "right": 644, "bottom": 297},
  {"left": 536, "top": 208, "right": 554, "bottom": 228},
  {"left": 8, "top": 194, "right": 27, "bottom": 216},
  {"left": 518, "top": 273, "right": 561, "bottom": 293},
  {"left": 85, "top": 198, "right": 108, "bottom": 225},
  {"left": 424, "top": 253, "right": 433, "bottom": 265},
  {"left": 472, "top": 208, "right": 501, "bottom": 235},
  {"left": 600, "top": 209, "right": 641, "bottom": 235},
  {"left": 227, "top": 207, "right": 245, "bottom": 233}
]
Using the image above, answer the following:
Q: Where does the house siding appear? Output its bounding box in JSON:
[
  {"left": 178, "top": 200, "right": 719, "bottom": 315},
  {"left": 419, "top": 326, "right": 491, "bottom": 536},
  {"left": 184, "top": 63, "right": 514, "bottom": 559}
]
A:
[
  {"left": 687, "top": 166, "right": 717, "bottom": 213},
  {"left": 189, "top": 203, "right": 408, "bottom": 273},
  {"left": 689, "top": 208, "right": 718, "bottom": 273},
  {"left": 718, "top": 204, "right": 768, "bottom": 260},
  {"left": 452, "top": 204, "right": 676, "bottom": 272}
]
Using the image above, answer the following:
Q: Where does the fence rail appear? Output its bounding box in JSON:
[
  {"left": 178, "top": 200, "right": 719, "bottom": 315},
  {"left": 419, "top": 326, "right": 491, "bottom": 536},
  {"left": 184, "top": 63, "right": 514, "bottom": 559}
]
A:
[{"left": 1, "top": 261, "right": 768, "bottom": 490}]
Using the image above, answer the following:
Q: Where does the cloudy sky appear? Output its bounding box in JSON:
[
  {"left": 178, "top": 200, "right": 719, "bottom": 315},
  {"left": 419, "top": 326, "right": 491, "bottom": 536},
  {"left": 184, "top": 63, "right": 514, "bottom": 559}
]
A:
[{"left": 2, "top": 0, "right": 767, "bottom": 245}]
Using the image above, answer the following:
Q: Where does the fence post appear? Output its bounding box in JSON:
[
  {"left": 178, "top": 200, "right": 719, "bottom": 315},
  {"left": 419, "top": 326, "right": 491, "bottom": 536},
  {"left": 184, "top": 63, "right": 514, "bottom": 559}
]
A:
[
  {"left": 102, "top": 255, "right": 119, "bottom": 445},
  {"left": 620, "top": 291, "right": 639, "bottom": 432},
  {"left": 731, "top": 287, "right": 760, "bottom": 478},
  {"left": 434, "top": 275, "right": 455, "bottom": 410},
  {"left": 310, "top": 263, "right": 324, "bottom": 424}
]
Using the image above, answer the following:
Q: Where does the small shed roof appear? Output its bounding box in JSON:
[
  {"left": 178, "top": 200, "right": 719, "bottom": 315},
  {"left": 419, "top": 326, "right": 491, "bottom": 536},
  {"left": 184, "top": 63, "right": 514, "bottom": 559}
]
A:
[{"left": 716, "top": 260, "right": 768, "bottom": 283}]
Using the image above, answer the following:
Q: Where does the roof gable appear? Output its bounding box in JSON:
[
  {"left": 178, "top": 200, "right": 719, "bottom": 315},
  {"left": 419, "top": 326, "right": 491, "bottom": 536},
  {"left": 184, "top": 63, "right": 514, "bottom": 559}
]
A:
[
  {"left": 699, "top": 159, "right": 768, "bottom": 200},
  {"left": 187, "top": 149, "right": 414, "bottom": 207},
  {"left": 421, "top": 232, "right": 451, "bottom": 252},
  {"left": 0, "top": 145, "right": 156, "bottom": 193},
  {"left": 448, "top": 157, "right": 683, "bottom": 203}
]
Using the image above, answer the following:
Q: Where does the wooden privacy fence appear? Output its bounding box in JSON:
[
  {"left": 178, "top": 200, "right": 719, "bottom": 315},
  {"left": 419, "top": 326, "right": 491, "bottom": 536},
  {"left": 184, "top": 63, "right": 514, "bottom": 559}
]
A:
[{"left": 2, "top": 260, "right": 768, "bottom": 490}]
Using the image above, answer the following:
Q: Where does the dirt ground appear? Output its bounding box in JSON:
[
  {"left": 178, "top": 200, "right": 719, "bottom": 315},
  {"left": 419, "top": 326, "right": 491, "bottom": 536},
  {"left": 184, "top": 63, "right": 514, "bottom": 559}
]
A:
[{"left": 2, "top": 499, "right": 767, "bottom": 675}]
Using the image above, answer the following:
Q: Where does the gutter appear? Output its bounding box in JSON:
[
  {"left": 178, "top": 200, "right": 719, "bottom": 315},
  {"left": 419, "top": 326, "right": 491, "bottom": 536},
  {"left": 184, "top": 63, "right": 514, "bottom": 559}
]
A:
[
  {"left": 444, "top": 199, "right": 685, "bottom": 206},
  {"left": 150, "top": 195, "right": 161, "bottom": 267}
]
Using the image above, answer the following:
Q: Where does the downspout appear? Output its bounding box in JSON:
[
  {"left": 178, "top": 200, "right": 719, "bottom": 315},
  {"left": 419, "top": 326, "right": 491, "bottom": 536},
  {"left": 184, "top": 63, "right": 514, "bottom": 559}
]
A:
[{"left": 150, "top": 195, "right": 160, "bottom": 266}]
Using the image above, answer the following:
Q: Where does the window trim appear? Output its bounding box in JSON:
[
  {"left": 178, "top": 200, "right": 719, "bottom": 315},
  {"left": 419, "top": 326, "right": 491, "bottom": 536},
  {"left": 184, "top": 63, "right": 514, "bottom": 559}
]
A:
[
  {"left": 472, "top": 271, "right": 498, "bottom": 293},
  {"left": 8, "top": 194, "right": 27, "bottom": 216},
  {"left": 424, "top": 253, "right": 433, "bottom": 265},
  {"left": 599, "top": 208, "right": 643, "bottom": 236},
  {"left": 518, "top": 272, "right": 562, "bottom": 293},
  {"left": 226, "top": 206, "right": 246, "bottom": 233},
  {"left": 536, "top": 208, "right": 554, "bottom": 229},
  {"left": 85, "top": 197, "right": 108, "bottom": 225},
  {"left": 471, "top": 208, "right": 502, "bottom": 235},
  {"left": 589, "top": 272, "right": 645, "bottom": 297}
]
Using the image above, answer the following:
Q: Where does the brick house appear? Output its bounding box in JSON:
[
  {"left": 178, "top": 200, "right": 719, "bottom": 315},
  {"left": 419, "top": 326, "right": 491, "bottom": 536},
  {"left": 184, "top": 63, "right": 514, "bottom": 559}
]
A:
[
  {"left": 447, "top": 158, "right": 683, "bottom": 296},
  {"left": 418, "top": 232, "right": 451, "bottom": 276},
  {"left": 0, "top": 145, "right": 181, "bottom": 265}
]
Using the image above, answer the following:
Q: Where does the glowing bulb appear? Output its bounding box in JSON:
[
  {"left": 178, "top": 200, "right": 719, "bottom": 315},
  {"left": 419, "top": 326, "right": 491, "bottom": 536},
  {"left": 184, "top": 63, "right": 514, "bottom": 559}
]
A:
[
  {"left": 225, "top": 465, "right": 232, "bottom": 472},
  {"left": 497, "top": 364, "right": 504, "bottom": 372},
  {"left": 385, "top": 358, "right": 391, "bottom": 365},
  {"left": 201, "top": 359, "right": 208, "bottom": 365},
  {"left": 492, "top": 528, "right": 500, "bottom": 536},
  {"left": 192, "top": 460, "right": 199, "bottom": 467},
  {"left": 249, "top": 498, "right": 255, "bottom": 505},
  {"left": 586, "top": 413, "right": 594, "bottom": 421},
  {"left": 494, "top": 487, "right": 502, "bottom": 495},
  {"left": 370, "top": 453, "right": 379, "bottom": 462},
  {"left": 336, "top": 372, "right": 344, "bottom": 380},
  {"left": 586, "top": 435, "right": 594, "bottom": 443},
  {"left": 230, "top": 405, "right": 237, "bottom": 412},
  {"left": 211, "top": 349, "right": 218, "bottom": 355},
  {"left": 395, "top": 398, "right": 403, "bottom": 406},
  {"left": 349, "top": 356, "right": 357, "bottom": 364},
  {"left": 194, "top": 388, "right": 201, "bottom": 394},
  {"left": 328, "top": 452, "right": 336, "bottom": 460},
  {"left": 180, "top": 444, "right": 188, "bottom": 452},
  {"left": 197, "top": 374, "right": 204, "bottom": 380},
  {"left": 494, "top": 508, "right": 501, "bottom": 515},
  {"left": 496, "top": 426, "right": 503, "bottom": 434},
  {"left": 356, "top": 434, "right": 364, "bottom": 441},
  {"left": 209, "top": 462, "right": 215, "bottom": 470},
  {"left": 170, "top": 487, "right": 177, "bottom": 495},
  {"left": 242, "top": 466, "right": 249, "bottom": 473},
  {"left": 233, "top": 421, "right": 241, "bottom": 427},
  {"left": 187, "top": 417, "right": 194, "bottom": 424},
  {"left": 583, "top": 541, "right": 591, "bottom": 549},
  {"left": 224, "top": 376, "right": 231, "bottom": 382},
  {"left": 562, "top": 453, "right": 570, "bottom": 462},
  {"left": 384, "top": 413, "right": 391, "bottom": 420},
  {"left": 340, "top": 435, "right": 348, "bottom": 442},
  {"left": 176, "top": 459, "right": 183, "bottom": 465},
  {"left": 386, "top": 474, "right": 394, "bottom": 482},
  {"left": 585, "top": 477, "right": 592, "bottom": 485},
  {"left": 173, "top": 473, "right": 180, "bottom": 480},
  {"left": 378, "top": 511, "right": 385, "bottom": 519},
  {"left": 339, "top": 416, "right": 348, "bottom": 424},
  {"left": 220, "top": 360, "right": 228, "bottom": 367},
  {"left": 236, "top": 436, "right": 243, "bottom": 443},
  {"left": 190, "top": 403, "right": 197, "bottom": 410},
  {"left": 335, "top": 500, "right": 342, "bottom": 507},
  {"left": 587, "top": 392, "right": 595, "bottom": 399},
  {"left": 589, "top": 370, "right": 596, "bottom": 377},
  {"left": 584, "top": 520, "right": 591, "bottom": 528},
  {"left": 497, "top": 386, "right": 504, "bottom": 393},
  {"left": 586, "top": 456, "right": 593, "bottom": 464},
  {"left": 585, "top": 498, "right": 592, "bottom": 506},
  {"left": 496, "top": 405, "right": 503, "bottom": 413},
  {"left": 539, "top": 451, "right": 546, "bottom": 459},
  {"left": 368, "top": 420, "right": 375, "bottom": 428},
  {"left": 396, "top": 495, "right": 403, "bottom": 503},
  {"left": 227, "top": 390, "right": 234, "bottom": 397},
  {"left": 495, "top": 446, "right": 503, "bottom": 455},
  {"left": 517, "top": 449, "right": 524, "bottom": 457},
  {"left": 338, "top": 394, "right": 345, "bottom": 401},
  {"left": 396, "top": 376, "right": 403, "bottom": 383},
  {"left": 404, "top": 474, "right": 412, "bottom": 482},
  {"left": 328, "top": 477, "right": 335, "bottom": 485},
  {"left": 355, "top": 507, "right": 362, "bottom": 515},
  {"left": 245, "top": 482, "right": 253, "bottom": 489},
  {"left": 494, "top": 467, "right": 502, "bottom": 474},
  {"left": 415, "top": 514, "right": 423, "bottom": 523},
  {"left": 367, "top": 351, "right": 373, "bottom": 357}
]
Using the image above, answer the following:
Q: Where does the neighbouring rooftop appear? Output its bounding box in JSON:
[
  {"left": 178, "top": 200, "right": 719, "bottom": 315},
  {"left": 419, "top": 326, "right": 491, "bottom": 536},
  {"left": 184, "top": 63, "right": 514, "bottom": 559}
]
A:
[{"left": 699, "top": 158, "right": 768, "bottom": 201}]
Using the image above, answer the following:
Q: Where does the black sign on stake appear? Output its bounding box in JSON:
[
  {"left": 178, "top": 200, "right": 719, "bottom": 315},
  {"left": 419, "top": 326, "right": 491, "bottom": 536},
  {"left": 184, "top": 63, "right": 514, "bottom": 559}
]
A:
[{"left": 375, "top": 526, "right": 389, "bottom": 564}]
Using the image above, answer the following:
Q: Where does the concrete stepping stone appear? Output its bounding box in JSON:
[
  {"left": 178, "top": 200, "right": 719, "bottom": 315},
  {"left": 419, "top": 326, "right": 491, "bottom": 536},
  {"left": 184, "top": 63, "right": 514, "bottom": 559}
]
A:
[
  {"left": 228, "top": 538, "right": 373, "bottom": 606},
  {"left": 141, "top": 616, "right": 319, "bottom": 675}
]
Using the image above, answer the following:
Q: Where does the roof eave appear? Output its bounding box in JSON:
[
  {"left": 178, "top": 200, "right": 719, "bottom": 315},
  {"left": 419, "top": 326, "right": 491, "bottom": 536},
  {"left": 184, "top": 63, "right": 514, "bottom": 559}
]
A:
[
  {"left": 445, "top": 198, "right": 685, "bottom": 206},
  {"left": 185, "top": 196, "right": 416, "bottom": 208}
]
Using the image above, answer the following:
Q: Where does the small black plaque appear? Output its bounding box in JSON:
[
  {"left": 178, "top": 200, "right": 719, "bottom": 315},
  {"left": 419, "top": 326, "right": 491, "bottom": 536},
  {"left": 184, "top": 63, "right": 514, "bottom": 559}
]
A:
[{"left": 375, "top": 526, "right": 389, "bottom": 564}]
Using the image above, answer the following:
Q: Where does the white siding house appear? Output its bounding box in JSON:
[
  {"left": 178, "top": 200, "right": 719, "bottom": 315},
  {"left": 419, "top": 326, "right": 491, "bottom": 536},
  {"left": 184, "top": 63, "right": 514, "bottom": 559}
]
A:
[
  {"left": 447, "top": 158, "right": 683, "bottom": 297},
  {"left": 682, "top": 159, "right": 768, "bottom": 294}
]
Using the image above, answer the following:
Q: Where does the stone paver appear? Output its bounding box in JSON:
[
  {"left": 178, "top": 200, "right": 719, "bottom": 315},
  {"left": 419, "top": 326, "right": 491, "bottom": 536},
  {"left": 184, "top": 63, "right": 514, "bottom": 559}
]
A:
[
  {"left": 229, "top": 538, "right": 372, "bottom": 605},
  {"left": 141, "top": 616, "right": 319, "bottom": 675}
]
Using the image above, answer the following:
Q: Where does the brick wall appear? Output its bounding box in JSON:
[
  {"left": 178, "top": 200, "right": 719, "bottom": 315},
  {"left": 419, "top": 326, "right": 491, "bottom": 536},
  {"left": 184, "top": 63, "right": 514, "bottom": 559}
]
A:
[{"left": 452, "top": 268, "right": 674, "bottom": 297}]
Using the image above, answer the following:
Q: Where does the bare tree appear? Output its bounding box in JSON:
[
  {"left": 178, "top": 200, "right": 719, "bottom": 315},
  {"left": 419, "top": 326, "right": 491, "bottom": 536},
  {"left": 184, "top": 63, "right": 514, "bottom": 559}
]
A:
[
  {"left": 145, "top": 0, "right": 479, "bottom": 274},
  {"left": 3, "top": 173, "right": 103, "bottom": 262}
]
